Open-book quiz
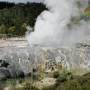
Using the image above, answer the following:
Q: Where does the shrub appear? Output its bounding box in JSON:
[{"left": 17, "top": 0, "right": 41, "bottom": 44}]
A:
[
  {"left": 56, "top": 74, "right": 67, "bottom": 83},
  {"left": 43, "top": 72, "right": 90, "bottom": 90},
  {"left": 53, "top": 71, "right": 60, "bottom": 78}
]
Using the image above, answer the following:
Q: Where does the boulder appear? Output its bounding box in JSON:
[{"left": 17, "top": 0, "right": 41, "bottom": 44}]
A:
[
  {"left": 0, "top": 67, "right": 10, "bottom": 80},
  {"left": 0, "top": 60, "right": 9, "bottom": 68},
  {"left": 7, "top": 65, "right": 24, "bottom": 78}
]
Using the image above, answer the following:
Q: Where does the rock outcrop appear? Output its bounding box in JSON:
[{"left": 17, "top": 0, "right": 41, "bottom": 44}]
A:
[{"left": 0, "top": 59, "right": 24, "bottom": 80}]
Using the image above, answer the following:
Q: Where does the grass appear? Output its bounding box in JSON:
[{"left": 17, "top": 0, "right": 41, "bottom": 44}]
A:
[
  {"left": 1, "top": 72, "right": 90, "bottom": 90},
  {"left": 42, "top": 72, "right": 90, "bottom": 90}
]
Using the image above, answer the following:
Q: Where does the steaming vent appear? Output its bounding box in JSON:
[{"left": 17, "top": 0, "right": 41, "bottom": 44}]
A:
[{"left": 25, "top": 0, "right": 90, "bottom": 74}]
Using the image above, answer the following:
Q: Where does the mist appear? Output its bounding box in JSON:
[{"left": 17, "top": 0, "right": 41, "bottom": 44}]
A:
[{"left": 27, "top": 0, "right": 90, "bottom": 48}]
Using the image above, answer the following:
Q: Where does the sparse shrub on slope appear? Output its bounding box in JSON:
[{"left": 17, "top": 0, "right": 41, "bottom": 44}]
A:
[{"left": 43, "top": 72, "right": 90, "bottom": 90}]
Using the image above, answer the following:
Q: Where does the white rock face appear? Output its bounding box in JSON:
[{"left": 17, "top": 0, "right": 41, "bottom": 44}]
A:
[
  {"left": 0, "top": 46, "right": 90, "bottom": 75},
  {"left": 0, "top": 39, "right": 90, "bottom": 75},
  {"left": 31, "top": 45, "right": 90, "bottom": 74}
]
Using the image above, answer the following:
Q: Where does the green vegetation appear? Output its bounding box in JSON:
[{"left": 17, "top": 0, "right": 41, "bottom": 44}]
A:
[
  {"left": 84, "top": 6, "right": 90, "bottom": 16},
  {"left": 2, "top": 72, "right": 90, "bottom": 90},
  {"left": 42, "top": 72, "right": 90, "bottom": 90},
  {"left": 0, "top": 1, "right": 46, "bottom": 37},
  {"left": 0, "top": 1, "right": 90, "bottom": 37}
]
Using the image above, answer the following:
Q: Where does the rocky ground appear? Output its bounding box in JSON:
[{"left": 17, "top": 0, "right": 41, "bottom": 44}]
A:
[
  {"left": 0, "top": 38, "right": 29, "bottom": 80},
  {"left": 0, "top": 38, "right": 28, "bottom": 48},
  {"left": 0, "top": 38, "right": 90, "bottom": 80},
  {"left": 0, "top": 38, "right": 90, "bottom": 90}
]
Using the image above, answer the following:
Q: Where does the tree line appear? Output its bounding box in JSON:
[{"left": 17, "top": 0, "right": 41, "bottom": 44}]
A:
[{"left": 0, "top": 1, "right": 46, "bottom": 37}]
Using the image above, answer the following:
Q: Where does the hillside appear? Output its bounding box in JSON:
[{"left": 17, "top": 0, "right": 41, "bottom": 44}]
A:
[{"left": 0, "top": 1, "right": 46, "bottom": 37}]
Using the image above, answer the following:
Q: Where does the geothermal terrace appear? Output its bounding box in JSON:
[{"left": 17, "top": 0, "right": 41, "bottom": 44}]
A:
[
  {"left": 0, "top": 38, "right": 28, "bottom": 48},
  {"left": 0, "top": 37, "right": 90, "bottom": 76}
]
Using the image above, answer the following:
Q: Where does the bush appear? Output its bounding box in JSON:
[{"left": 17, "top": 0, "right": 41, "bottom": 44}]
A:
[
  {"left": 43, "top": 72, "right": 90, "bottom": 90},
  {"left": 53, "top": 71, "right": 60, "bottom": 78},
  {"left": 55, "top": 71, "right": 73, "bottom": 84},
  {"left": 56, "top": 73, "right": 67, "bottom": 83}
]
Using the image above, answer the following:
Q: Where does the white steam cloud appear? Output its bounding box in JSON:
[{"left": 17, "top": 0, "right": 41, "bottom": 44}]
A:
[{"left": 27, "top": 0, "right": 90, "bottom": 47}]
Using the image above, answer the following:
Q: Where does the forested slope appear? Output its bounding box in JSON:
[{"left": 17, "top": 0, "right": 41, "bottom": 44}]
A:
[{"left": 0, "top": 2, "right": 46, "bottom": 37}]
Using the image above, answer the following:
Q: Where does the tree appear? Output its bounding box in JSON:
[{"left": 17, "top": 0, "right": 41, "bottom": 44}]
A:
[{"left": 0, "top": 1, "right": 47, "bottom": 36}]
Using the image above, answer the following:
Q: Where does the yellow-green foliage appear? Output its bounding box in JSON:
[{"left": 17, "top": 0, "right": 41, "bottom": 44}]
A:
[
  {"left": 84, "top": 11, "right": 90, "bottom": 16},
  {"left": 84, "top": 7, "right": 90, "bottom": 16},
  {"left": 0, "top": 24, "right": 6, "bottom": 34},
  {"left": 42, "top": 73, "right": 90, "bottom": 90},
  {"left": 3, "top": 72, "right": 90, "bottom": 90}
]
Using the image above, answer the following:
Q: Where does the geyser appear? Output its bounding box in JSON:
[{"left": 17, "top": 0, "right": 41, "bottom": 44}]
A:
[
  {"left": 26, "top": 0, "right": 90, "bottom": 74},
  {"left": 0, "top": 0, "right": 90, "bottom": 80},
  {"left": 27, "top": 0, "right": 90, "bottom": 47}
]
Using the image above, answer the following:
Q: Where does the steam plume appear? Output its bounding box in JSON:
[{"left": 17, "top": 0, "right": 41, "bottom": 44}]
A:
[{"left": 27, "top": 0, "right": 90, "bottom": 47}]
